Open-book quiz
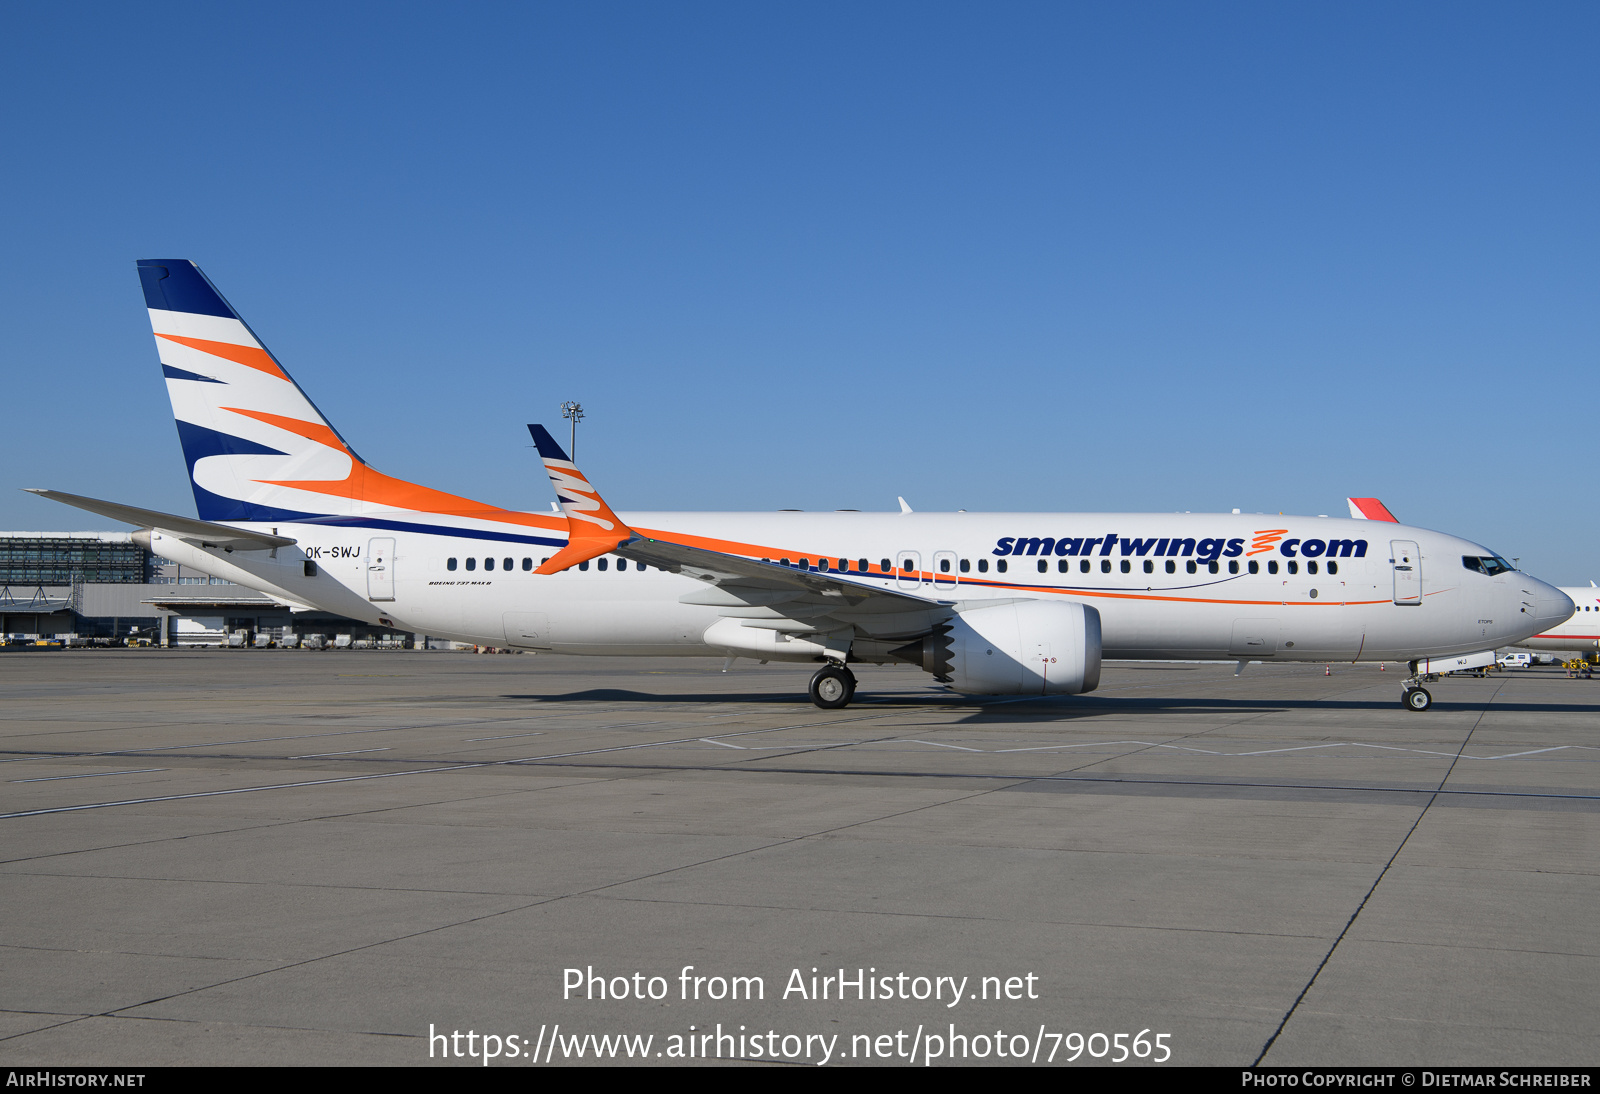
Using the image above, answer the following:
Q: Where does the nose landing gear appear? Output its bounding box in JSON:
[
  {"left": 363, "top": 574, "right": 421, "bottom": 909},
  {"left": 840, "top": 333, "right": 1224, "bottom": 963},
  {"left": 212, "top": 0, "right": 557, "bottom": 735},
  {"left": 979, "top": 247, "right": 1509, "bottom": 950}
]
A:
[
  {"left": 1402, "top": 684, "right": 1433, "bottom": 712},
  {"left": 809, "top": 664, "right": 857, "bottom": 709}
]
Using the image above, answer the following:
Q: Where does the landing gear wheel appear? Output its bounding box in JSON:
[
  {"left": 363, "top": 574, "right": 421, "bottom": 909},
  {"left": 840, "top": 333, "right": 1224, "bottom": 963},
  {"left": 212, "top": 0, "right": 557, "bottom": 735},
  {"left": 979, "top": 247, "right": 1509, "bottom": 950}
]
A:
[
  {"left": 809, "top": 665, "right": 856, "bottom": 709},
  {"left": 1403, "top": 686, "right": 1433, "bottom": 712}
]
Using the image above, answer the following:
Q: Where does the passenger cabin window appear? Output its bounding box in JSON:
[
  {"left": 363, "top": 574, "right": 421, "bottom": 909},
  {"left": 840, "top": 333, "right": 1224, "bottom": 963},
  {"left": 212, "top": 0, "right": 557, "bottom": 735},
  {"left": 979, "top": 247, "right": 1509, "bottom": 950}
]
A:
[
  {"left": 522, "top": 558, "right": 532, "bottom": 571},
  {"left": 484, "top": 558, "right": 494, "bottom": 571},
  {"left": 466, "top": 558, "right": 476, "bottom": 571},
  {"left": 1101, "top": 560, "right": 1111, "bottom": 573},
  {"left": 1307, "top": 561, "right": 1318, "bottom": 575},
  {"left": 1248, "top": 560, "right": 1259, "bottom": 574},
  {"left": 997, "top": 560, "right": 1008, "bottom": 573},
  {"left": 960, "top": 559, "right": 971, "bottom": 572},
  {"left": 1120, "top": 560, "right": 1131, "bottom": 573},
  {"left": 504, "top": 557, "right": 513, "bottom": 571},
  {"left": 1287, "top": 561, "right": 1299, "bottom": 575},
  {"left": 1186, "top": 561, "right": 1197, "bottom": 574},
  {"left": 1268, "top": 560, "right": 1279, "bottom": 575},
  {"left": 597, "top": 558, "right": 608, "bottom": 571},
  {"left": 578, "top": 560, "right": 589, "bottom": 571},
  {"left": 1228, "top": 560, "right": 1239, "bottom": 574},
  {"left": 447, "top": 558, "right": 457, "bottom": 571},
  {"left": 1327, "top": 561, "right": 1338, "bottom": 575},
  {"left": 1038, "top": 560, "right": 1048, "bottom": 573},
  {"left": 941, "top": 559, "right": 952, "bottom": 573},
  {"left": 978, "top": 559, "right": 989, "bottom": 573},
  {"left": 1208, "top": 561, "right": 1219, "bottom": 574},
  {"left": 1166, "top": 560, "right": 1176, "bottom": 574},
  {"left": 880, "top": 559, "right": 891, "bottom": 572},
  {"left": 1143, "top": 560, "right": 1153, "bottom": 574},
  {"left": 1080, "top": 560, "right": 1090, "bottom": 573},
  {"left": 1059, "top": 559, "right": 1069, "bottom": 573},
  {"left": 859, "top": 559, "right": 869, "bottom": 572}
]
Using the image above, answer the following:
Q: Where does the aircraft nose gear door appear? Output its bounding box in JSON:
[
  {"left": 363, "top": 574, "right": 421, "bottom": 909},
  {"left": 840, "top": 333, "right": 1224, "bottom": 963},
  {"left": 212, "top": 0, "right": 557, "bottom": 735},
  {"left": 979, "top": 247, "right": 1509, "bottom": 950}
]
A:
[
  {"left": 367, "top": 537, "right": 395, "bottom": 601},
  {"left": 1390, "top": 540, "right": 1421, "bottom": 605}
]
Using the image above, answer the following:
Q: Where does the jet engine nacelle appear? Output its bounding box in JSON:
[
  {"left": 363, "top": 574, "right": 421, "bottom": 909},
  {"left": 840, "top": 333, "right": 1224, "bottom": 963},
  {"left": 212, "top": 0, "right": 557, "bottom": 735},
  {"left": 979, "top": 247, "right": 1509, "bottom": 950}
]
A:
[{"left": 896, "top": 600, "right": 1102, "bottom": 695}]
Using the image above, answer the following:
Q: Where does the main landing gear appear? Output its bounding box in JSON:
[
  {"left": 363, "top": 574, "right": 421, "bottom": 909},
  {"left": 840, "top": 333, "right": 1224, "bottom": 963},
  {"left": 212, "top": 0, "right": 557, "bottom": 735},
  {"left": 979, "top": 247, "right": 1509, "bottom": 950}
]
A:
[{"left": 809, "top": 664, "right": 857, "bottom": 709}]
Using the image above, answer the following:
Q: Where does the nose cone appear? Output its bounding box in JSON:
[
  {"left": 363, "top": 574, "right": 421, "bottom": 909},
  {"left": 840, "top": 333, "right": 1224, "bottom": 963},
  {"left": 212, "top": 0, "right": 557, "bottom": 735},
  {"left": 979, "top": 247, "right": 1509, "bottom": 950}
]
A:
[{"left": 1528, "top": 579, "right": 1574, "bottom": 634}]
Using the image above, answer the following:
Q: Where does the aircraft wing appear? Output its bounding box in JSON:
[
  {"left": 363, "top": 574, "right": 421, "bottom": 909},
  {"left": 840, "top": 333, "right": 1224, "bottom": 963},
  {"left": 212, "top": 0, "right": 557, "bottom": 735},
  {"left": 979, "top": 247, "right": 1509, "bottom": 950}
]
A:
[
  {"left": 617, "top": 533, "right": 957, "bottom": 640},
  {"left": 525, "top": 422, "right": 957, "bottom": 639},
  {"left": 23, "top": 489, "right": 297, "bottom": 551}
]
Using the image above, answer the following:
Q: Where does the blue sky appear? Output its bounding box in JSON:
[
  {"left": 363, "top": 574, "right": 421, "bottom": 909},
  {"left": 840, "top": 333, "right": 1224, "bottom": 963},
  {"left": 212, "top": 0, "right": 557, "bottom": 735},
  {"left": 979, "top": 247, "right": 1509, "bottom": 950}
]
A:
[{"left": 3, "top": 3, "right": 1596, "bottom": 581}]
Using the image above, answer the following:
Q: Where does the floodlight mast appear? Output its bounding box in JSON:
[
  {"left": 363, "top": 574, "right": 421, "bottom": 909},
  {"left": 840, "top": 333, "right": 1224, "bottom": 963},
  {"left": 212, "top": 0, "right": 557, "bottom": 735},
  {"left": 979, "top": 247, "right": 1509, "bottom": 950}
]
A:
[{"left": 560, "top": 401, "right": 584, "bottom": 460}]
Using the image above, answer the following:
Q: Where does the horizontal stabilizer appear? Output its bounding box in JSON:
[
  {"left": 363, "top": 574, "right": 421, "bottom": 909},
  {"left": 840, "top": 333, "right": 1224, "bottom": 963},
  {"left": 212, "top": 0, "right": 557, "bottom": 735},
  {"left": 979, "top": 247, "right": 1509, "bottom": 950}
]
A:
[
  {"left": 23, "top": 489, "right": 296, "bottom": 550},
  {"left": 1347, "top": 497, "right": 1399, "bottom": 522}
]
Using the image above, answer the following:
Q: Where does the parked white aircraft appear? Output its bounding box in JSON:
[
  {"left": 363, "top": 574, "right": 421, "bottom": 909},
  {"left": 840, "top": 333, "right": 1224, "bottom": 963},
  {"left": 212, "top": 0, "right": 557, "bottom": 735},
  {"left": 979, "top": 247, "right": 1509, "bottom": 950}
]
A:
[
  {"left": 26, "top": 261, "right": 1574, "bottom": 711},
  {"left": 1517, "top": 584, "right": 1597, "bottom": 655}
]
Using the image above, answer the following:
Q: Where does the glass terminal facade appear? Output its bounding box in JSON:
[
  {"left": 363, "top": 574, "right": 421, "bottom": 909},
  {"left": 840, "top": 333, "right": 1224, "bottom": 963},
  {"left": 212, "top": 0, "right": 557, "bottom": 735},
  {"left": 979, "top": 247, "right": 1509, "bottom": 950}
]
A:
[{"left": 0, "top": 536, "right": 149, "bottom": 584}]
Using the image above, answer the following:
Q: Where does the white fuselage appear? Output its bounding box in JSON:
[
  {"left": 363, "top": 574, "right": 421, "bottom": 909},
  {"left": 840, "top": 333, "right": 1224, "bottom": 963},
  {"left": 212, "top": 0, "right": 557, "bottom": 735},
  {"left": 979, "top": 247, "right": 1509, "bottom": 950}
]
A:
[
  {"left": 1517, "top": 586, "right": 1597, "bottom": 653},
  {"left": 148, "top": 511, "right": 1572, "bottom": 665}
]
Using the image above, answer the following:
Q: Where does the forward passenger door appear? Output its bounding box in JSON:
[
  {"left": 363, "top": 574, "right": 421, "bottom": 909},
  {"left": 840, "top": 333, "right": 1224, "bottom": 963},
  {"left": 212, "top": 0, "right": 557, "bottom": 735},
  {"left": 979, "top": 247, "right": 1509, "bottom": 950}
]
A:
[{"left": 1390, "top": 540, "right": 1421, "bottom": 606}]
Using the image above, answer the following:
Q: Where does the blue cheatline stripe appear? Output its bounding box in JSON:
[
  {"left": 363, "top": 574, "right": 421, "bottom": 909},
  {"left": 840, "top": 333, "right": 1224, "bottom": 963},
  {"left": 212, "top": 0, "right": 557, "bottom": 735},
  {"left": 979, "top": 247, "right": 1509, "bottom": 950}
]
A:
[
  {"left": 137, "top": 260, "right": 239, "bottom": 319},
  {"left": 291, "top": 515, "right": 568, "bottom": 549},
  {"left": 161, "top": 364, "right": 225, "bottom": 384},
  {"left": 191, "top": 483, "right": 324, "bottom": 524}
]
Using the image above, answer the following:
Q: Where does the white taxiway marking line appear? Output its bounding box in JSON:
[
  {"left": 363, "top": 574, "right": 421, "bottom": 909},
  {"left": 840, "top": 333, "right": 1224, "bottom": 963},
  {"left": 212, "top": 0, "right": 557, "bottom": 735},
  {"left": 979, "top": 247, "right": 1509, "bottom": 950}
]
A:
[
  {"left": 289, "top": 748, "right": 393, "bottom": 759},
  {"left": 13, "top": 768, "right": 165, "bottom": 783}
]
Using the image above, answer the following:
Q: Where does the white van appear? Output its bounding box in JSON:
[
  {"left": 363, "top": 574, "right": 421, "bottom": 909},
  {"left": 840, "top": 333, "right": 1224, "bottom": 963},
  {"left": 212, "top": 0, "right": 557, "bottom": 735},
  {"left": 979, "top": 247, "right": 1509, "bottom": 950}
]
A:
[{"left": 1497, "top": 652, "right": 1533, "bottom": 669}]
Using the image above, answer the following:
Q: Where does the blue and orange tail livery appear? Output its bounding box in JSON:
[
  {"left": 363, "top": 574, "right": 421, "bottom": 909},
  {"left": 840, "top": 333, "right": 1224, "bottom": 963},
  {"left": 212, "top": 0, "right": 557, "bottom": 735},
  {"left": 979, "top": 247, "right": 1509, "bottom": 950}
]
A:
[
  {"left": 527, "top": 424, "right": 632, "bottom": 573},
  {"left": 139, "top": 259, "right": 565, "bottom": 545}
]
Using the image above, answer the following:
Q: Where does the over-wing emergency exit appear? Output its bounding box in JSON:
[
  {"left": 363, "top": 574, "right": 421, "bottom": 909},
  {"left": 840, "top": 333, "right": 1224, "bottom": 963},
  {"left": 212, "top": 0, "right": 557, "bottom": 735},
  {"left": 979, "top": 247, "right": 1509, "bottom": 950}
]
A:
[{"left": 26, "top": 260, "right": 1575, "bottom": 710}]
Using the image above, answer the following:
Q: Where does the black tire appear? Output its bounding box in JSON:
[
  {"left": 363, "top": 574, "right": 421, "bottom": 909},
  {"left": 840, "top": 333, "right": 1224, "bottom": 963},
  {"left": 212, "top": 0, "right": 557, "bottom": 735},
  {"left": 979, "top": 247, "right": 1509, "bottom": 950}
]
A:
[
  {"left": 809, "top": 666, "right": 855, "bottom": 709},
  {"left": 1403, "top": 686, "right": 1433, "bottom": 712}
]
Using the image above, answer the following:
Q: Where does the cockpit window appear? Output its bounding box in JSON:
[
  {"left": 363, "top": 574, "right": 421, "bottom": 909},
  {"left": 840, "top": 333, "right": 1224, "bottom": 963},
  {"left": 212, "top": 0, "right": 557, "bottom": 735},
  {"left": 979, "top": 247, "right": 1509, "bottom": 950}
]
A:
[{"left": 1462, "top": 555, "right": 1514, "bottom": 577}]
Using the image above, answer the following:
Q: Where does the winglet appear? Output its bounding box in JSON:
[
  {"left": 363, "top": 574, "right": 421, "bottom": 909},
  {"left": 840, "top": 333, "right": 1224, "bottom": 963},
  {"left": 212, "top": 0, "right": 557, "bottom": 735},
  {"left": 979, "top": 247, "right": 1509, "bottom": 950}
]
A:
[
  {"left": 527, "top": 424, "right": 632, "bottom": 573},
  {"left": 1347, "top": 497, "right": 1399, "bottom": 522}
]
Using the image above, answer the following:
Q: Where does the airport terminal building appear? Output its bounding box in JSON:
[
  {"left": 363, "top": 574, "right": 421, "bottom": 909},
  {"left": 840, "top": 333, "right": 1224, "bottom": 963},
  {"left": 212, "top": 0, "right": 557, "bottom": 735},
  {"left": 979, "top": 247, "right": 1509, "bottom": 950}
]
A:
[{"left": 0, "top": 531, "right": 419, "bottom": 647}]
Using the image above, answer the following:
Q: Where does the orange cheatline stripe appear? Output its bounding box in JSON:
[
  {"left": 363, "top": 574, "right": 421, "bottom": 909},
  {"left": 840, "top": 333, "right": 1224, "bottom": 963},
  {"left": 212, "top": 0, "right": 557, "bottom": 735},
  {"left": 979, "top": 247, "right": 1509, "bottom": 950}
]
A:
[
  {"left": 154, "top": 333, "right": 285, "bottom": 379},
  {"left": 257, "top": 462, "right": 567, "bottom": 532},
  {"left": 221, "top": 407, "right": 348, "bottom": 454}
]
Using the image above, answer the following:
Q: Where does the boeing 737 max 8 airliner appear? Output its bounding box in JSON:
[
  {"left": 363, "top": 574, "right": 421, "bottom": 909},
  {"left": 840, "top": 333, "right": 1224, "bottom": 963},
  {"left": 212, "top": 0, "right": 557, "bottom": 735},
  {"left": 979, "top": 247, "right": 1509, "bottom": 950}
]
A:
[{"left": 26, "top": 261, "right": 1575, "bottom": 711}]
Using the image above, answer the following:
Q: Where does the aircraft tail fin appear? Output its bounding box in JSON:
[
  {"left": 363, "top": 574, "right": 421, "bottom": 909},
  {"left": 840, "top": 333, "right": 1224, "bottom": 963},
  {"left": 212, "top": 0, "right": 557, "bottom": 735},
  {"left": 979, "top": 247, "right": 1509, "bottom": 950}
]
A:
[
  {"left": 527, "top": 424, "right": 632, "bottom": 572},
  {"left": 138, "top": 260, "right": 564, "bottom": 539},
  {"left": 1347, "top": 497, "right": 1399, "bottom": 522},
  {"left": 138, "top": 259, "right": 366, "bottom": 522}
]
